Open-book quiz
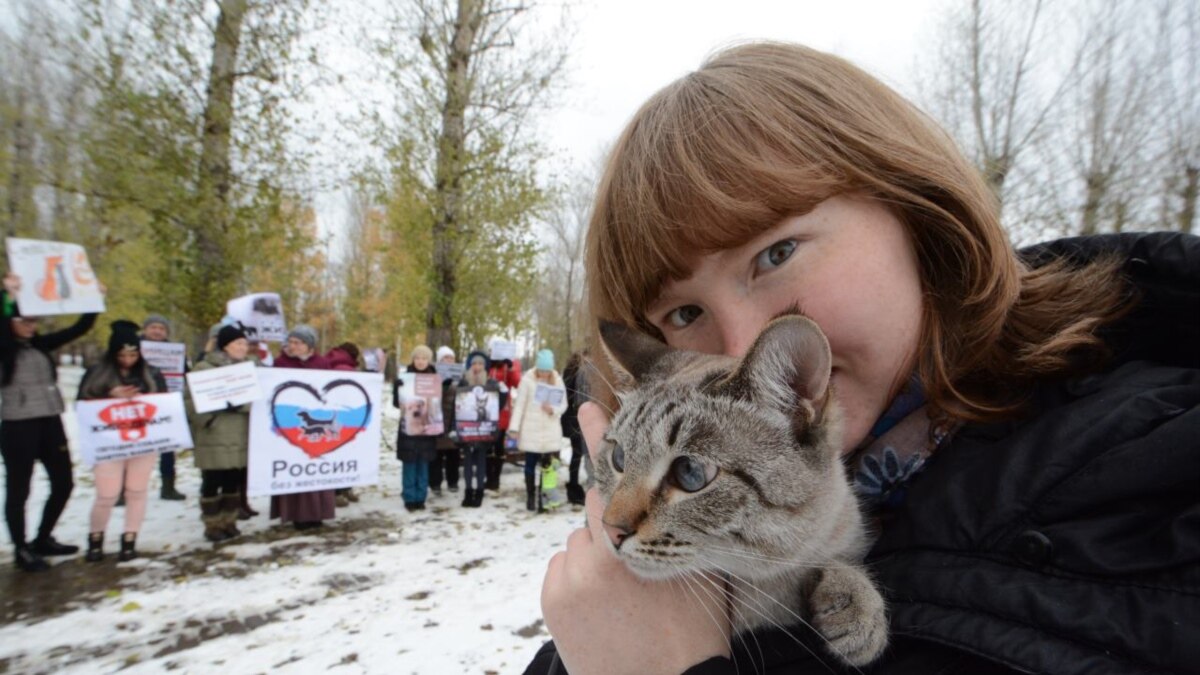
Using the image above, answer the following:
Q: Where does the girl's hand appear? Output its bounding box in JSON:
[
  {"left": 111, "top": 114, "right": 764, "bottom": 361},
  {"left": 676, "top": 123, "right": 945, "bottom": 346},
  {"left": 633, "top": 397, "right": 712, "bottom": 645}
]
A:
[
  {"left": 3, "top": 273, "right": 20, "bottom": 296},
  {"left": 109, "top": 385, "right": 139, "bottom": 399},
  {"left": 540, "top": 402, "right": 554, "bottom": 415},
  {"left": 540, "top": 402, "right": 732, "bottom": 675}
]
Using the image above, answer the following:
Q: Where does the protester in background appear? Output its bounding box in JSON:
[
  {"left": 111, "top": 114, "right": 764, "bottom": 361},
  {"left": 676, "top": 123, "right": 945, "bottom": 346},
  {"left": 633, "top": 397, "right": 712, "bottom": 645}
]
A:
[
  {"left": 189, "top": 323, "right": 258, "bottom": 542},
  {"left": 456, "top": 351, "right": 508, "bottom": 507},
  {"left": 508, "top": 349, "right": 568, "bottom": 512},
  {"left": 429, "top": 346, "right": 461, "bottom": 496},
  {"left": 394, "top": 345, "right": 437, "bottom": 511},
  {"left": 485, "top": 355, "right": 520, "bottom": 491},
  {"left": 1, "top": 272, "right": 99, "bottom": 572},
  {"left": 140, "top": 314, "right": 187, "bottom": 502},
  {"left": 327, "top": 341, "right": 362, "bottom": 507},
  {"left": 78, "top": 320, "right": 169, "bottom": 561},
  {"left": 560, "top": 351, "right": 588, "bottom": 506},
  {"left": 271, "top": 325, "right": 336, "bottom": 530}
]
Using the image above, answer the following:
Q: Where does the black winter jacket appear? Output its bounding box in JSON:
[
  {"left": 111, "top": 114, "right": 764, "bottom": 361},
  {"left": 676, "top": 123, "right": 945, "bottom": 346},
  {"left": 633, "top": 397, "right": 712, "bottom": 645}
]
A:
[
  {"left": 524, "top": 232, "right": 1200, "bottom": 675},
  {"left": 394, "top": 364, "right": 440, "bottom": 463}
]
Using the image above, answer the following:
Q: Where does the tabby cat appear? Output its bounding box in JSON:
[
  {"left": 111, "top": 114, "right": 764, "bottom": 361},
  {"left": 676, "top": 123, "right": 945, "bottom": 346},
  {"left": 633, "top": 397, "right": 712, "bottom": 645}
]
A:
[{"left": 594, "top": 315, "right": 888, "bottom": 667}]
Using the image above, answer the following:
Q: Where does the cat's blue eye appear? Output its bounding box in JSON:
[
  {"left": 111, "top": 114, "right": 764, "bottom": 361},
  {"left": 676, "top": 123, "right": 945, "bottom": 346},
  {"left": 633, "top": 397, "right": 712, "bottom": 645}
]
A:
[
  {"left": 671, "top": 456, "right": 712, "bottom": 492},
  {"left": 611, "top": 442, "right": 625, "bottom": 472},
  {"left": 755, "top": 239, "right": 797, "bottom": 272},
  {"left": 666, "top": 304, "right": 703, "bottom": 329}
]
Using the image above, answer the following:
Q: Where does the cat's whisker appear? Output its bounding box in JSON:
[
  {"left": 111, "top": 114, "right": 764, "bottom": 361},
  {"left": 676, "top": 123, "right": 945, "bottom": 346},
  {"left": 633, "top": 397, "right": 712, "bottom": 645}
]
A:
[
  {"left": 700, "top": 544, "right": 837, "bottom": 569},
  {"left": 698, "top": 557, "right": 844, "bottom": 675},
  {"left": 691, "top": 569, "right": 768, "bottom": 675},
  {"left": 668, "top": 568, "right": 739, "bottom": 671}
]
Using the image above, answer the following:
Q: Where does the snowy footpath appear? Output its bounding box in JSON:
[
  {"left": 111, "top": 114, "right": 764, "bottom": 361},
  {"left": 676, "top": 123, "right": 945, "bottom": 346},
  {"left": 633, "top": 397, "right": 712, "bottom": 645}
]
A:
[{"left": 0, "top": 367, "right": 580, "bottom": 674}]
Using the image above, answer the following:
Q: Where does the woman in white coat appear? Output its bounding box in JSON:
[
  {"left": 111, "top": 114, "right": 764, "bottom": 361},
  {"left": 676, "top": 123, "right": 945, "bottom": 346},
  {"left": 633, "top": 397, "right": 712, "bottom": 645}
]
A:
[{"left": 508, "top": 349, "right": 568, "bottom": 511}]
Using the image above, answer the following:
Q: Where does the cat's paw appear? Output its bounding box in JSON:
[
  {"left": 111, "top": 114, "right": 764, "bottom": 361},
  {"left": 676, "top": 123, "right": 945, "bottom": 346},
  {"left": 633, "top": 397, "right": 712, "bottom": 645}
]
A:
[{"left": 810, "top": 565, "right": 888, "bottom": 667}]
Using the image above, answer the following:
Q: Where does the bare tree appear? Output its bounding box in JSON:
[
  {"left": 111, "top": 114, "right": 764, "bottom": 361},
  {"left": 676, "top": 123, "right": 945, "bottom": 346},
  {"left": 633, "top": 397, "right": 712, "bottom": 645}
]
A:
[
  {"left": 534, "top": 168, "right": 592, "bottom": 360},
  {"left": 1159, "top": 0, "right": 1199, "bottom": 234},
  {"left": 916, "top": 0, "right": 1081, "bottom": 221}
]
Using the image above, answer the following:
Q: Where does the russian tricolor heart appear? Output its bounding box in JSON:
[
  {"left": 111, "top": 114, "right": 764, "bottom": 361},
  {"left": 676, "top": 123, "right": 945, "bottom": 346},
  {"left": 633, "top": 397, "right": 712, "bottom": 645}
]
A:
[{"left": 270, "top": 379, "right": 372, "bottom": 459}]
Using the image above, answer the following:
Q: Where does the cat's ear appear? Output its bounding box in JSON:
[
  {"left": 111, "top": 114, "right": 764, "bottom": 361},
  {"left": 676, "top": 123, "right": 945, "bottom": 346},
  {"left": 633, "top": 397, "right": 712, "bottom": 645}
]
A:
[
  {"left": 598, "top": 320, "right": 672, "bottom": 386},
  {"left": 723, "top": 315, "right": 832, "bottom": 417}
]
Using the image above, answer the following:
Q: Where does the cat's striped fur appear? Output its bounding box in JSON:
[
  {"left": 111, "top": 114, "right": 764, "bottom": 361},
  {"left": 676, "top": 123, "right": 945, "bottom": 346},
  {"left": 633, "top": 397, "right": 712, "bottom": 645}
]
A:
[{"left": 595, "top": 315, "right": 888, "bottom": 667}]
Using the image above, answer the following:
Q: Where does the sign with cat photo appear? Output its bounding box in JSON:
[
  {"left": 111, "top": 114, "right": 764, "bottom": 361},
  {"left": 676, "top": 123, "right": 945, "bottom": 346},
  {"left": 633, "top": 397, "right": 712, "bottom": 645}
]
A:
[
  {"left": 5, "top": 237, "right": 106, "bottom": 316},
  {"left": 454, "top": 384, "right": 500, "bottom": 442},
  {"left": 247, "top": 368, "right": 383, "bottom": 497},
  {"left": 396, "top": 372, "right": 444, "bottom": 436},
  {"left": 226, "top": 292, "right": 287, "bottom": 342}
]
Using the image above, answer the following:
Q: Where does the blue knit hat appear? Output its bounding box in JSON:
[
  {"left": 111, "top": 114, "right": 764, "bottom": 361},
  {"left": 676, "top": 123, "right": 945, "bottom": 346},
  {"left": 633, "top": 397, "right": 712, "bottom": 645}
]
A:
[{"left": 536, "top": 349, "right": 555, "bottom": 371}]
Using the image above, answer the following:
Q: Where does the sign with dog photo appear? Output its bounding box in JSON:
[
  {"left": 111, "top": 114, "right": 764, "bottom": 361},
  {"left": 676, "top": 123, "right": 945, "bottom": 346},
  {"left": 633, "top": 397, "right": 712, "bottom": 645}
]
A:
[
  {"left": 396, "top": 372, "right": 445, "bottom": 436},
  {"left": 226, "top": 292, "right": 287, "bottom": 342},
  {"left": 247, "top": 368, "right": 383, "bottom": 497}
]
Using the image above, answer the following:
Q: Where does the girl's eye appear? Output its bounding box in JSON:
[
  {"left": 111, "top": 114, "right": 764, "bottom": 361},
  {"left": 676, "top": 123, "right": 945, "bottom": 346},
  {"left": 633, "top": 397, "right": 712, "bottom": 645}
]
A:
[
  {"left": 755, "top": 239, "right": 797, "bottom": 272},
  {"left": 611, "top": 442, "right": 625, "bottom": 472},
  {"left": 666, "top": 304, "right": 703, "bottom": 328},
  {"left": 671, "top": 456, "right": 716, "bottom": 492}
]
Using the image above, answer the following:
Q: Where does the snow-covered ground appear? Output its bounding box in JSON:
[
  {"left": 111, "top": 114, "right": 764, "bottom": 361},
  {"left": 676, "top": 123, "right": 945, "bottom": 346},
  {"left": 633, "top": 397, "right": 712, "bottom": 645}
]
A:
[{"left": 0, "top": 366, "right": 581, "bottom": 674}]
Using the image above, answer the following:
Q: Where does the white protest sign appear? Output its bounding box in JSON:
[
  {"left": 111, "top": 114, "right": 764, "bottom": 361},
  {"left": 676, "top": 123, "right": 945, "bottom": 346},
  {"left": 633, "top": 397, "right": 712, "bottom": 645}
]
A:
[
  {"left": 226, "top": 293, "right": 287, "bottom": 342},
  {"left": 489, "top": 340, "right": 518, "bottom": 362},
  {"left": 247, "top": 368, "right": 383, "bottom": 497},
  {"left": 5, "top": 238, "right": 105, "bottom": 316},
  {"left": 534, "top": 383, "right": 566, "bottom": 407},
  {"left": 397, "top": 372, "right": 445, "bottom": 436},
  {"left": 435, "top": 362, "right": 464, "bottom": 383},
  {"left": 76, "top": 393, "right": 193, "bottom": 467},
  {"left": 141, "top": 341, "right": 187, "bottom": 393},
  {"left": 186, "top": 361, "right": 262, "bottom": 414}
]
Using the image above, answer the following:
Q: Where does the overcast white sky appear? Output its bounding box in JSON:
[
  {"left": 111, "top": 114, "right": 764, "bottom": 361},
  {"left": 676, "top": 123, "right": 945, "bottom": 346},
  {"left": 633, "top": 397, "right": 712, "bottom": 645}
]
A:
[
  {"left": 316, "top": 0, "right": 948, "bottom": 247},
  {"left": 539, "top": 0, "right": 943, "bottom": 170}
]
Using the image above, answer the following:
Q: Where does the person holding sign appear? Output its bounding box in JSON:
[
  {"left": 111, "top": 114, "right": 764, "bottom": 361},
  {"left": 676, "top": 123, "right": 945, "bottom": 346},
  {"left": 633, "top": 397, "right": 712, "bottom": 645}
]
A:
[
  {"left": 270, "top": 325, "right": 337, "bottom": 530},
  {"left": 430, "top": 346, "right": 462, "bottom": 496},
  {"left": 455, "top": 351, "right": 508, "bottom": 508},
  {"left": 507, "top": 349, "right": 568, "bottom": 512},
  {"left": 393, "top": 345, "right": 439, "bottom": 512},
  {"left": 189, "top": 323, "right": 259, "bottom": 542},
  {"left": 1, "top": 272, "right": 99, "bottom": 572},
  {"left": 77, "top": 321, "right": 170, "bottom": 562},
  {"left": 140, "top": 314, "right": 188, "bottom": 501}
]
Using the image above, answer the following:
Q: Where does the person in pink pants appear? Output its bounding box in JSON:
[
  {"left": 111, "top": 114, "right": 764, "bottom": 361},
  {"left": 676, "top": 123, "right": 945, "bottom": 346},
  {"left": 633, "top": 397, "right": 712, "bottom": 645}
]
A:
[{"left": 77, "top": 320, "right": 169, "bottom": 562}]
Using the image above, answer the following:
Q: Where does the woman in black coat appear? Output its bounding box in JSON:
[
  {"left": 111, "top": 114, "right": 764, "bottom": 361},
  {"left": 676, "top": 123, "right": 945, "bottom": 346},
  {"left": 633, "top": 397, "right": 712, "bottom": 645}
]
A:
[{"left": 394, "top": 345, "right": 439, "bottom": 511}]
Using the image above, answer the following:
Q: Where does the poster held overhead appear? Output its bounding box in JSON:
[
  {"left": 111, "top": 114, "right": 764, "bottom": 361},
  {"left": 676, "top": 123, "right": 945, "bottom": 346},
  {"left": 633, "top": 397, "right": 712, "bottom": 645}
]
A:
[
  {"left": 489, "top": 340, "right": 517, "bottom": 362},
  {"left": 248, "top": 368, "right": 383, "bottom": 497},
  {"left": 226, "top": 293, "right": 287, "bottom": 342},
  {"left": 5, "top": 237, "right": 105, "bottom": 315}
]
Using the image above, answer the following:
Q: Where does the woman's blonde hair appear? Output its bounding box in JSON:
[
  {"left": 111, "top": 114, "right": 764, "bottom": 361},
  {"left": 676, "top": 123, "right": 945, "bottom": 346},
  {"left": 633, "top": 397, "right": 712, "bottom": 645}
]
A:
[
  {"left": 411, "top": 345, "right": 433, "bottom": 363},
  {"left": 587, "top": 42, "right": 1130, "bottom": 424}
]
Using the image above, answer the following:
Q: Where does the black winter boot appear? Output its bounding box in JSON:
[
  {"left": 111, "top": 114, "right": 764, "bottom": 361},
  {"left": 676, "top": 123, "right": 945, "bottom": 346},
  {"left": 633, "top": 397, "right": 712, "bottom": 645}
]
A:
[
  {"left": 14, "top": 545, "right": 50, "bottom": 572},
  {"left": 485, "top": 455, "right": 502, "bottom": 491},
  {"left": 85, "top": 532, "right": 104, "bottom": 563},
  {"left": 474, "top": 489, "right": 485, "bottom": 508},
  {"left": 160, "top": 476, "right": 186, "bottom": 501},
  {"left": 566, "top": 482, "right": 586, "bottom": 506},
  {"left": 525, "top": 474, "right": 537, "bottom": 512},
  {"left": 461, "top": 490, "right": 472, "bottom": 508},
  {"left": 31, "top": 535, "right": 80, "bottom": 556},
  {"left": 118, "top": 533, "right": 137, "bottom": 562}
]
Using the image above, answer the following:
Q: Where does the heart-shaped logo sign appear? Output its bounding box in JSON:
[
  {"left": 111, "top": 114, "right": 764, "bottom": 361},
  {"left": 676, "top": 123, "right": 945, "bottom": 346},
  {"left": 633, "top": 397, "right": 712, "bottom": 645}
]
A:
[{"left": 270, "top": 379, "right": 372, "bottom": 459}]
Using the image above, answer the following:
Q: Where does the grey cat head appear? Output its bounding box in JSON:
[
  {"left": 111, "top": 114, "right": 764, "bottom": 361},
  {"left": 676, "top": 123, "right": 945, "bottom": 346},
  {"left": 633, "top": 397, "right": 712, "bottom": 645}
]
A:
[{"left": 595, "top": 316, "right": 862, "bottom": 582}]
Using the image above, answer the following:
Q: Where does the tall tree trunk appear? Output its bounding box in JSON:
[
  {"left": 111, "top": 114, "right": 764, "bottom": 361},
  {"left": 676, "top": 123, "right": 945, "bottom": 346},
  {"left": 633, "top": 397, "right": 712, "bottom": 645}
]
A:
[
  {"left": 193, "top": 0, "right": 248, "bottom": 324},
  {"left": 1080, "top": 172, "right": 1107, "bottom": 235},
  {"left": 1180, "top": 164, "right": 1198, "bottom": 234},
  {"left": 427, "top": 0, "right": 480, "bottom": 349},
  {"left": 6, "top": 87, "right": 34, "bottom": 238}
]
